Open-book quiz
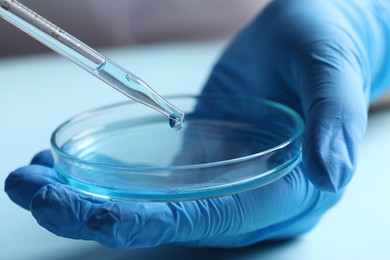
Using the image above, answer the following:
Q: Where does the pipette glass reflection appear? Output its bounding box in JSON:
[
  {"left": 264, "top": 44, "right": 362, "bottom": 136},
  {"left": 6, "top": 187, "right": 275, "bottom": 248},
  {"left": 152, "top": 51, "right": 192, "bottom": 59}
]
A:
[{"left": 0, "top": 0, "right": 184, "bottom": 130}]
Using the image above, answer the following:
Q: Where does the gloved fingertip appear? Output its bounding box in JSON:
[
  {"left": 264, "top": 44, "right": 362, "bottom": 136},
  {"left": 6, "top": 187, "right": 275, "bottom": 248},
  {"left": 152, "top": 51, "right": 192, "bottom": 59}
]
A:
[
  {"left": 5, "top": 165, "right": 61, "bottom": 210},
  {"left": 305, "top": 166, "right": 349, "bottom": 193},
  {"left": 302, "top": 83, "right": 367, "bottom": 192},
  {"left": 31, "top": 150, "right": 54, "bottom": 167},
  {"left": 5, "top": 167, "right": 31, "bottom": 210},
  {"left": 303, "top": 129, "right": 357, "bottom": 193},
  {"left": 31, "top": 184, "right": 101, "bottom": 241}
]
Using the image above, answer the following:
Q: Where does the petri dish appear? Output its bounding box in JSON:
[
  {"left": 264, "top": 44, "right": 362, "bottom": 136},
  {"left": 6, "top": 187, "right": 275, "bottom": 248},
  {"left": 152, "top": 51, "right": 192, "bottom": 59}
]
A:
[{"left": 51, "top": 95, "right": 303, "bottom": 201}]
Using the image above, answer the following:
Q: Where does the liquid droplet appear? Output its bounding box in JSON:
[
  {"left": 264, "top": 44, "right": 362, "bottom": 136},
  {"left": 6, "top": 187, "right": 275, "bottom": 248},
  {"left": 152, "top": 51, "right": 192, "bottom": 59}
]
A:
[{"left": 169, "top": 113, "right": 185, "bottom": 131}]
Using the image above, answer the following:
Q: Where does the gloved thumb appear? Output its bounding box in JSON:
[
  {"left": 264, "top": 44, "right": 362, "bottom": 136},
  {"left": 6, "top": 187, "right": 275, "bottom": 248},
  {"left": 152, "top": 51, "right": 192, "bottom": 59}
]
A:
[{"left": 297, "top": 50, "right": 368, "bottom": 193}]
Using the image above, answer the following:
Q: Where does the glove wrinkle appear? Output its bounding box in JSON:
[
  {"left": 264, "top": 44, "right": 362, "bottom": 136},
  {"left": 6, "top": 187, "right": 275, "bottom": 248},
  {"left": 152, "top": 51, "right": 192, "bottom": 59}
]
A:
[
  {"left": 87, "top": 204, "right": 122, "bottom": 247},
  {"left": 5, "top": 165, "right": 59, "bottom": 210},
  {"left": 31, "top": 184, "right": 96, "bottom": 241}
]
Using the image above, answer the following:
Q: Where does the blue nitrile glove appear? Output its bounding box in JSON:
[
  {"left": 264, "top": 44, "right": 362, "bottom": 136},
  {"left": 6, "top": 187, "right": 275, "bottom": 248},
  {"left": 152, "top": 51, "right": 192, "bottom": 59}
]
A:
[{"left": 5, "top": 0, "right": 390, "bottom": 248}]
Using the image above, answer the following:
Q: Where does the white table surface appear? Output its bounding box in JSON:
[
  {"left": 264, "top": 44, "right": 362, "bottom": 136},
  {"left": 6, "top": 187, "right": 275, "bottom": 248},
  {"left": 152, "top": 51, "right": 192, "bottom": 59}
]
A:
[{"left": 1, "top": 41, "right": 390, "bottom": 260}]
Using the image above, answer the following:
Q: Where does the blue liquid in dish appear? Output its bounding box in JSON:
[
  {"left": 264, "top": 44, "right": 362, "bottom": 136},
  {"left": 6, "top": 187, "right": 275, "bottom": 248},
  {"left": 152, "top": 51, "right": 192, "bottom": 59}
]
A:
[
  {"left": 57, "top": 116, "right": 299, "bottom": 200},
  {"left": 62, "top": 116, "right": 286, "bottom": 169},
  {"left": 52, "top": 96, "right": 303, "bottom": 200}
]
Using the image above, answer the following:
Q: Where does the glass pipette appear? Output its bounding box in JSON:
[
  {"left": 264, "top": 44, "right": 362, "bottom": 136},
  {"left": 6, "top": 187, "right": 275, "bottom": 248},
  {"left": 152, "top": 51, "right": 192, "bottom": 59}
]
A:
[{"left": 0, "top": 0, "right": 185, "bottom": 130}]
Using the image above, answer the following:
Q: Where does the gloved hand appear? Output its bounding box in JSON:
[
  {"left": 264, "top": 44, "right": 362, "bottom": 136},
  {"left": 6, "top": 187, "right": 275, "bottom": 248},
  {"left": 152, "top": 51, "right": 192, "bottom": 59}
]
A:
[{"left": 5, "top": 0, "right": 390, "bottom": 248}]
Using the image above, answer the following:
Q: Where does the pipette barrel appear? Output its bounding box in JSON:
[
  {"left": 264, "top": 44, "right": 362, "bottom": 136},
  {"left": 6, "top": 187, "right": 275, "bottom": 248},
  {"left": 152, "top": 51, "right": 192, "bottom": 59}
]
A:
[{"left": 0, "top": 0, "right": 185, "bottom": 129}]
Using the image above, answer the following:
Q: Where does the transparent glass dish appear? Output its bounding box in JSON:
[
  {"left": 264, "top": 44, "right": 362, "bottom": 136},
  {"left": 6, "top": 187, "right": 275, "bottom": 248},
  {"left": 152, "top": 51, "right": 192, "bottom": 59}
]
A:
[{"left": 51, "top": 95, "right": 303, "bottom": 201}]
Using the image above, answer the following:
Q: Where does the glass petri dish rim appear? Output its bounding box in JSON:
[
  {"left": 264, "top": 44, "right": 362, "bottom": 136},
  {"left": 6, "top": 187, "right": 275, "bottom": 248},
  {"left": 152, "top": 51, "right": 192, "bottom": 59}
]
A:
[{"left": 50, "top": 94, "right": 304, "bottom": 172}]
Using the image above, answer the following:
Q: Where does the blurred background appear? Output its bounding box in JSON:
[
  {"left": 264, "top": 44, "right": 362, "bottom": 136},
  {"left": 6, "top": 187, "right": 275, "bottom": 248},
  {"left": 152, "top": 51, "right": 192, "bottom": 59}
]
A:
[{"left": 0, "top": 0, "right": 268, "bottom": 57}]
